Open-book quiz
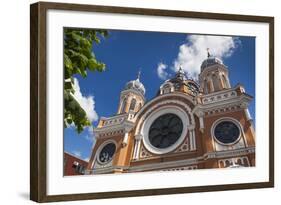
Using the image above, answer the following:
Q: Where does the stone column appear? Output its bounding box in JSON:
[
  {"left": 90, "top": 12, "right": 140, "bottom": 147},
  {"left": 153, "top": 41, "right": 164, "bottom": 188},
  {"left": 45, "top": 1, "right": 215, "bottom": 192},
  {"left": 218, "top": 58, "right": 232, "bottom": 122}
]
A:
[
  {"left": 133, "top": 134, "right": 143, "bottom": 159},
  {"left": 241, "top": 102, "right": 252, "bottom": 121},
  {"left": 207, "top": 76, "right": 215, "bottom": 93},
  {"left": 189, "top": 130, "right": 193, "bottom": 151},
  {"left": 218, "top": 72, "right": 225, "bottom": 89},
  {"left": 216, "top": 72, "right": 223, "bottom": 90},
  {"left": 226, "top": 75, "right": 231, "bottom": 88},
  {"left": 188, "top": 125, "right": 196, "bottom": 151},
  {"left": 197, "top": 111, "right": 205, "bottom": 133},
  {"left": 122, "top": 125, "right": 133, "bottom": 147},
  {"left": 122, "top": 132, "right": 129, "bottom": 147}
]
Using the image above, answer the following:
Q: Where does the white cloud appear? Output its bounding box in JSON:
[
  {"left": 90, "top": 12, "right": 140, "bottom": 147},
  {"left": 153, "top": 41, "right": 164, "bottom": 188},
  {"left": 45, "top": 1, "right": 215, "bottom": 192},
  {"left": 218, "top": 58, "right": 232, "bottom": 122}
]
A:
[
  {"left": 87, "top": 126, "right": 94, "bottom": 135},
  {"left": 84, "top": 134, "right": 94, "bottom": 142},
  {"left": 73, "top": 150, "right": 81, "bottom": 158},
  {"left": 157, "top": 62, "right": 169, "bottom": 80},
  {"left": 73, "top": 78, "right": 98, "bottom": 123},
  {"left": 84, "top": 157, "right": 90, "bottom": 162},
  {"left": 173, "top": 35, "right": 240, "bottom": 79}
]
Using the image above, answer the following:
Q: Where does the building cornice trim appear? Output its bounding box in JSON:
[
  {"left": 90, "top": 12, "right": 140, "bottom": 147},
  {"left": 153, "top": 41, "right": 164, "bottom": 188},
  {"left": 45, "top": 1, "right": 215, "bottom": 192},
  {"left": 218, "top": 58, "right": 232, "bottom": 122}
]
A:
[
  {"left": 135, "top": 92, "right": 196, "bottom": 120},
  {"left": 88, "top": 146, "right": 255, "bottom": 174}
]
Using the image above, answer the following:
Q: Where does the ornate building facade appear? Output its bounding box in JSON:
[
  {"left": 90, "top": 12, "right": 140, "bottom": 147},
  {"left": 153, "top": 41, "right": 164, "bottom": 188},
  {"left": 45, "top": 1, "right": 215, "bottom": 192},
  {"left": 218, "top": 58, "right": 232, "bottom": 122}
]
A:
[{"left": 87, "top": 54, "right": 255, "bottom": 174}]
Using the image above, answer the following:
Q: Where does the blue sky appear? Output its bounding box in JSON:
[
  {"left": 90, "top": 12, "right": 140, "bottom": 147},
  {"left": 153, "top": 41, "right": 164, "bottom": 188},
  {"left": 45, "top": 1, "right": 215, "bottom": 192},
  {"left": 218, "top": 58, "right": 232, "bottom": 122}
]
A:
[{"left": 64, "top": 30, "right": 255, "bottom": 162}]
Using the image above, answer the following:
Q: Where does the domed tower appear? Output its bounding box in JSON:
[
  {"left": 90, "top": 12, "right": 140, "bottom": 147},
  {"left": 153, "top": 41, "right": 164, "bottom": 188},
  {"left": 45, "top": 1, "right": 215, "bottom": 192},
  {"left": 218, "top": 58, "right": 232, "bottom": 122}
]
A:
[
  {"left": 199, "top": 50, "right": 231, "bottom": 94},
  {"left": 117, "top": 71, "right": 145, "bottom": 114},
  {"left": 88, "top": 71, "right": 146, "bottom": 174},
  {"left": 159, "top": 67, "right": 199, "bottom": 97}
]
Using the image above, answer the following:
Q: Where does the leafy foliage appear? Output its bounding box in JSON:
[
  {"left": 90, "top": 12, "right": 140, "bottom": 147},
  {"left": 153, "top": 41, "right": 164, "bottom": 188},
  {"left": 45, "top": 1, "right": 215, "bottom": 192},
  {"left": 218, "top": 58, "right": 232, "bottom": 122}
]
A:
[{"left": 64, "top": 28, "right": 108, "bottom": 133}]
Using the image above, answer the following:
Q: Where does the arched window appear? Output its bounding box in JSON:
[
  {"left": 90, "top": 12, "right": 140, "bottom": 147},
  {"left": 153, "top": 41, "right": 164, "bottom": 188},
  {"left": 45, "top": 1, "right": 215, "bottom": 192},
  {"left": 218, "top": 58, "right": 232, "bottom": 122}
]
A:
[
  {"left": 138, "top": 102, "right": 142, "bottom": 111},
  {"left": 163, "top": 84, "right": 171, "bottom": 94},
  {"left": 120, "top": 98, "right": 127, "bottom": 113},
  {"left": 212, "top": 74, "right": 220, "bottom": 91},
  {"left": 207, "top": 81, "right": 212, "bottom": 93},
  {"left": 203, "top": 80, "right": 208, "bottom": 94},
  {"left": 243, "top": 158, "right": 249, "bottom": 166},
  {"left": 129, "top": 98, "right": 136, "bottom": 111},
  {"left": 237, "top": 158, "right": 242, "bottom": 166},
  {"left": 222, "top": 75, "right": 229, "bottom": 88},
  {"left": 225, "top": 160, "right": 231, "bottom": 167}
]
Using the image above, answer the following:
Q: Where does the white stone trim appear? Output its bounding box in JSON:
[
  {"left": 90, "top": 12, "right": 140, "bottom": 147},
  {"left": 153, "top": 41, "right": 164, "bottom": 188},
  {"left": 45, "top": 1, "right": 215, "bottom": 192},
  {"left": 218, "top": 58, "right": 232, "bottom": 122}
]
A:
[
  {"left": 159, "top": 81, "right": 175, "bottom": 95},
  {"left": 94, "top": 115, "right": 135, "bottom": 138},
  {"left": 175, "top": 138, "right": 189, "bottom": 153},
  {"left": 218, "top": 156, "right": 250, "bottom": 168},
  {"left": 133, "top": 134, "right": 143, "bottom": 159},
  {"left": 199, "top": 115, "right": 204, "bottom": 130},
  {"left": 201, "top": 90, "right": 237, "bottom": 105},
  {"left": 244, "top": 108, "right": 252, "bottom": 121},
  {"left": 89, "top": 146, "right": 255, "bottom": 174},
  {"left": 133, "top": 139, "right": 138, "bottom": 159},
  {"left": 188, "top": 129, "right": 196, "bottom": 151},
  {"left": 134, "top": 98, "right": 195, "bottom": 136},
  {"left": 141, "top": 106, "right": 189, "bottom": 155},
  {"left": 193, "top": 93, "right": 252, "bottom": 116},
  {"left": 161, "top": 165, "right": 198, "bottom": 171},
  {"left": 134, "top": 92, "right": 195, "bottom": 120},
  {"left": 199, "top": 63, "right": 229, "bottom": 78},
  {"left": 122, "top": 132, "right": 129, "bottom": 146},
  {"left": 189, "top": 130, "right": 194, "bottom": 150},
  {"left": 130, "top": 147, "right": 254, "bottom": 172},
  {"left": 120, "top": 89, "right": 145, "bottom": 102}
]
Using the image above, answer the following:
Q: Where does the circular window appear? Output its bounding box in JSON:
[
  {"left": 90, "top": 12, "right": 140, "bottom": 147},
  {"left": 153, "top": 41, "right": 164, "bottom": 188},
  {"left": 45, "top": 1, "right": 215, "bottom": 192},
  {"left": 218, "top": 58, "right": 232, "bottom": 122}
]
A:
[
  {"left": 214, "top": 121, "right": 240, "bottom": 144},
  {"left": 98, "top": 143, "right": 116, "bottom": 164},
  {"left": 148, "top": 113, "right": 183, "bottom": 149}
]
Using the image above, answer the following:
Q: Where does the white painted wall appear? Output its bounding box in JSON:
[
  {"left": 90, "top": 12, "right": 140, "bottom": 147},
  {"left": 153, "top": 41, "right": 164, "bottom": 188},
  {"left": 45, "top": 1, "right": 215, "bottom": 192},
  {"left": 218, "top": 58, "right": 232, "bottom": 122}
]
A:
[{"left": 0, "top": 0, "right": 279, "bottom": 204}]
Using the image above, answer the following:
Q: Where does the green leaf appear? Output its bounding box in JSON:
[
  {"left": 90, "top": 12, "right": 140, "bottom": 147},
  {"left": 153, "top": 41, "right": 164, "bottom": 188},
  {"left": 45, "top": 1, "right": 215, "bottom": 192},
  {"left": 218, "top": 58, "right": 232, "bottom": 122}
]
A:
[
  {"left": 88, "top": 58, "right": 97, "bottom": 71},
  {"left": 63, "top": 28, "right": 109, "bottom": 133}
]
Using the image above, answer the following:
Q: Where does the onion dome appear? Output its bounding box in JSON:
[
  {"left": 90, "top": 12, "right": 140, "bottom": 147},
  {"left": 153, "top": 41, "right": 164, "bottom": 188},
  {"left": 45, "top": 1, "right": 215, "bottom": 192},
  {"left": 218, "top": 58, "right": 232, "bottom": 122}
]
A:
[
  {"left": 200, "top": 49, "right": 224, "bottom": 72},
  {"left": 124, "top": 71, "right": 145, "bottom": 96}
]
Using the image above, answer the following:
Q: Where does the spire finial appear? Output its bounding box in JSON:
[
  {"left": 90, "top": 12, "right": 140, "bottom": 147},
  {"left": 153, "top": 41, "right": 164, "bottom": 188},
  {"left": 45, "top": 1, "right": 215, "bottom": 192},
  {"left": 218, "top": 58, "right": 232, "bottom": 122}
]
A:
[
  {"left": 137, "top": 69, "right": 141, "bottom": 80},
  {"left": 207, "top": 48, "right": 211, "bottom": 58},
  {"left": 175, "top": 64, "right": 186, "bottom": 80},
  {"left": 179, "top": 65, "right": 183, "bottom": 72}
]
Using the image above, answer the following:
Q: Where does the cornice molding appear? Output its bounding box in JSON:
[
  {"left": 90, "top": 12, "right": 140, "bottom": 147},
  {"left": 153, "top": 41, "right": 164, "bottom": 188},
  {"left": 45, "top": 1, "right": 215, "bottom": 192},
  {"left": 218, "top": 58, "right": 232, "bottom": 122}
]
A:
[{"left": 88, "top": 146, "right": 255, "bottom": 174}]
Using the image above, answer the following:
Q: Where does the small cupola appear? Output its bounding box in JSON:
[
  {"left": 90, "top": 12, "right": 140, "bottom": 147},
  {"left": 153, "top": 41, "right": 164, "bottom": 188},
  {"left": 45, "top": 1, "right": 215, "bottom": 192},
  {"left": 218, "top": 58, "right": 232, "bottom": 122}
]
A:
[
  {"left": 117, "top": 71, "right": 146, "bottom": 114},
  {"left": 124, "top": 71, "right": 145, "bottom": 96},
  {"left": 159, "top": 67, "right": 199, "bottom": 96},
  {"left": 199, "top": 49, "right": 231, "bottom": 94}
]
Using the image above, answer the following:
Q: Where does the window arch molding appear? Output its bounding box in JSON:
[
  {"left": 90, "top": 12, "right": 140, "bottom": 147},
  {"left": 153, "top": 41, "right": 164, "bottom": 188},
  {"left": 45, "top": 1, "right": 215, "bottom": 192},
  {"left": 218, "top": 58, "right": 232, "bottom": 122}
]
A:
[
  {"left": 160, "top": 82, "right": 174, "bottom": 94},
  {"left": 211, "top": 117, "right": 244, "bottom": 146},
  {"left": 95, "top": 139, "right": 118, "bottom": 166}
]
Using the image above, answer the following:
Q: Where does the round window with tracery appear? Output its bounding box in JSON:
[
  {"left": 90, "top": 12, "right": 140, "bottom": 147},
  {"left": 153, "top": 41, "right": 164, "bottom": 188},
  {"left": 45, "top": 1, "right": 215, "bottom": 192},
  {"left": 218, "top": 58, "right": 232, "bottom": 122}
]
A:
[
  {"left": 148, "top": 113, "right": 183, "bottom": 149},
  {"left": 98, "top": 143, "right": 116, "bottom": 164},
  {"left": 214, "top": 121, "right": 240, "bottom": 144}
]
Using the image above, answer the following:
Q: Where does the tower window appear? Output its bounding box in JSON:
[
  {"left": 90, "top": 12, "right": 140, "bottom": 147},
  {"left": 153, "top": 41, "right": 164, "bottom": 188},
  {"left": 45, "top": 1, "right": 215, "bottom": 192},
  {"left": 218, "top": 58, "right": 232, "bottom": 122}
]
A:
[
  {"left": 163, "top": 84, "right": 171, "bottom": 94},
  {"left": 120, "top": 98, "right": 127, "bottom": 113},
  {"left": 212, "top": 74, "right": 220, "bottom": 91},
  {"left": 222, "top": 75, "right": 229, "bottom": 88},
  {"left": 203, "top": 80, "right": 208, "bottom": 94},
  {"left": 207, "top": 81, "right": 212, "bottom": 93},
  {"left": 138, "top": 102, "right": 142, "bottom": 111},
  {"left": 129, "top": 98, "right": 136, "bottom": 111}
]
